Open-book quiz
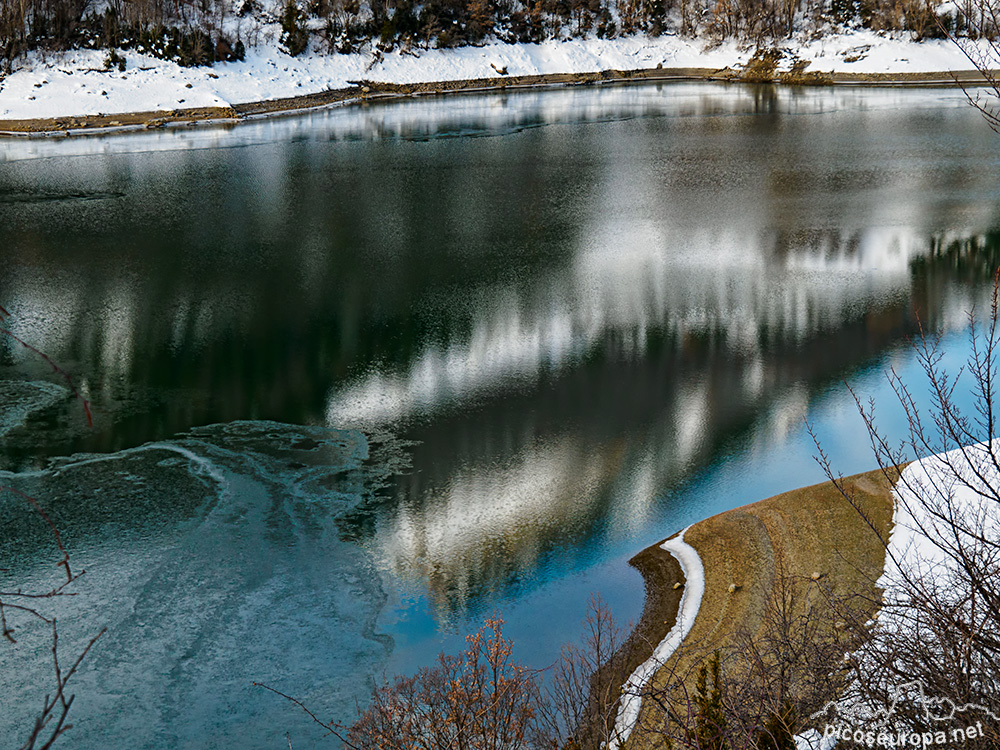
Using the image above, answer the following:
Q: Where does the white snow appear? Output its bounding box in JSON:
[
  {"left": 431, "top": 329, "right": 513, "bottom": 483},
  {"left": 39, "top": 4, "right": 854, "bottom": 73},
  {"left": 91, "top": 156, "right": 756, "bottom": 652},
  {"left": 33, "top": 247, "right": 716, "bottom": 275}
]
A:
[
  {"left": 876, "top": 442, "right": 1000, "bottom": 651},
  {"left": 794, "top": 30, "right": 982, "bottom": 73},
  {"left": 795, "top": 727, "right": 838, "bottom": 750},
  {"left": 609, "top": 526, "right": 705, "bottom": 750},
  {"left": 793, "top": 441, "right": 1000, "bottom": 747},
  {"left": 0, "top": 30, "right": 993, "bottom": 122}
]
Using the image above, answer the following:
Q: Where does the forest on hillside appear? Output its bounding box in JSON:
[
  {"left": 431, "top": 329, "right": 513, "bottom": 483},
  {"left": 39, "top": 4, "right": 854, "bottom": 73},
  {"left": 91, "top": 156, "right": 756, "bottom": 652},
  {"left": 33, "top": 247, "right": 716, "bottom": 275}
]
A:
[{"left": 0, "top": 0, "right": 991, "bottom": 72}]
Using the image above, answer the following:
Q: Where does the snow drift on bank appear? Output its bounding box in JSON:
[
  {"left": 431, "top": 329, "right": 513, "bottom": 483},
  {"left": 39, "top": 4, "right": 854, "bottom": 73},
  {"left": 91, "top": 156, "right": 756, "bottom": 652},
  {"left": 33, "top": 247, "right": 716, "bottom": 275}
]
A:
[
  {"left": 796, "top": 441, "right": 1000, "bottom": 749},
  {"left": 609, "top": 527, "right": 705, "bottom": 749}
]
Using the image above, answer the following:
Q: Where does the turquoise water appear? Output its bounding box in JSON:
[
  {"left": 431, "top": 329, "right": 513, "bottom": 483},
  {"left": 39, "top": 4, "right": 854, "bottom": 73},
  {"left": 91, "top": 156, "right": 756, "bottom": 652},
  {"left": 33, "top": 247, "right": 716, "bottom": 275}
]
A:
[{"left": 1, "top": 81, "right": 999, "bottom": 747}]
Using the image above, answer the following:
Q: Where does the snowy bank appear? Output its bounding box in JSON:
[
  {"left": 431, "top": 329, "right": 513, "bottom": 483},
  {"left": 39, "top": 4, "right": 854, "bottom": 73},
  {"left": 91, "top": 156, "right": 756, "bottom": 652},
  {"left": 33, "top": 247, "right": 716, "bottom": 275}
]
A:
[
  {"left": 609, "top": 527, "right": 705, "bottom": 750},
  {"left": 875, "top": 443, "right": 1000, "bottom": 660},
  {"left": 0, "top": 30, "right": 994, "bottom": 123},
  {"left": 794, "top": 442, "right": 1000, "bottom": 748}
]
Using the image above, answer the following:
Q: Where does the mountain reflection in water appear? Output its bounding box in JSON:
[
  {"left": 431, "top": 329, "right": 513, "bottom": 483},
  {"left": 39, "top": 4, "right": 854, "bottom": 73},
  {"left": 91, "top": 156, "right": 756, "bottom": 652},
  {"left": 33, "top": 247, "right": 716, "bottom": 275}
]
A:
[{"left": 1, "top": 82, "right": 1000, "bottom": 747}]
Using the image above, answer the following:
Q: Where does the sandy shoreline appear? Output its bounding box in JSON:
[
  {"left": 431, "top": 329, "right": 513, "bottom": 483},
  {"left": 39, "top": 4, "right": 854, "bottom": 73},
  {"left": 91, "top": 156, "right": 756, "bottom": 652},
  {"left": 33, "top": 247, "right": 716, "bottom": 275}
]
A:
[{"left": 0, "top": 66, "right": 991, "bottom": 138}]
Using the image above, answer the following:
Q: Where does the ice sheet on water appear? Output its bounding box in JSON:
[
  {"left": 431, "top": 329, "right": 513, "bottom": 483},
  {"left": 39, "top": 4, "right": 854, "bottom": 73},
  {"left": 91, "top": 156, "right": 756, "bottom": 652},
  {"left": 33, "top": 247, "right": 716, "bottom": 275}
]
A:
[
  {"left": 0, "top": 420, "right": 408, "bottom": 749},
  {"left": 0, "top": 380, "right": 67, "bottom": 437}
]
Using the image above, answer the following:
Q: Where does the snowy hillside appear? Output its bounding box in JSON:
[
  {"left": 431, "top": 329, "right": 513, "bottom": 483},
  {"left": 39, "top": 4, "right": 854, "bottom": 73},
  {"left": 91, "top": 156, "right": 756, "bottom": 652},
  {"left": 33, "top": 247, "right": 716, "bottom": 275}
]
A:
[
  {"left": 0, "top": 30, "right": 995, "bottom": 122},
  {"left": 1, "top": 0, "right": 998, "bottom": 122}
]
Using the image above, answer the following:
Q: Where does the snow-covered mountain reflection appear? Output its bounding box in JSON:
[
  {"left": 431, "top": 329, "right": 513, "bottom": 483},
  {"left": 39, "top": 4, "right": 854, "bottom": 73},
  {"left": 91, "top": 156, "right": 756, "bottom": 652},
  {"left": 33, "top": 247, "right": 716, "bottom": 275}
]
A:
[
  {"left": 336, "top": 228, "right": 993, "bottom": 610},
  {"left": 3, "top": 81, "right": 1000, "bottom": 745},
  {"left": 1, "top": 81, "right": 998, "bottom": 622}
]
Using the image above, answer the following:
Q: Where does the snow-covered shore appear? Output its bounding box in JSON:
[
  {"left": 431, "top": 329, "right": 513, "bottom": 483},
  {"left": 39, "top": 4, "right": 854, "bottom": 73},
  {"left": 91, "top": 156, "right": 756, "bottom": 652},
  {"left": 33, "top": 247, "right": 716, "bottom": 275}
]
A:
[
  {"left": 793, "top": 444, "right": 1000, "bottom": 749},
  {"left": 616, "top": 443, "right": 1000, "bottom": 750},
  {"left": 609, "top": 527, "right": 705, "bottom": 750},
  {"left": 0, "top": 29, "right": 992, "bottom": 123}
]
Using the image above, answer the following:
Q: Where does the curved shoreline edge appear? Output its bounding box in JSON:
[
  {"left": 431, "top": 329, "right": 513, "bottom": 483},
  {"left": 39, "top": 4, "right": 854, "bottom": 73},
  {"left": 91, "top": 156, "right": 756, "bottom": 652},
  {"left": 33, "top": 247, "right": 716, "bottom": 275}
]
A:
[
  {"left": 610, "top": 527, "right": 705, "bottom": 750},
  {"left": 613, "top": 468, "right": 899, "bottom": 747},
  {"left": 0, "top": 66, "right": 993, "bottom": 138}
]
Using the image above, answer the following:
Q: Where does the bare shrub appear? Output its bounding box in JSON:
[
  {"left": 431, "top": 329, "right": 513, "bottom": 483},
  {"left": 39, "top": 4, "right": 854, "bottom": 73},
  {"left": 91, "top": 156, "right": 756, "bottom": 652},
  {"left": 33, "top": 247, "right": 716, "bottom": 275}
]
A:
[
  {"left": 628, "top": 561, "right": 866, "bottom": 750},
  {"left": 347, "top": 615, "right": 545, "bottom": 749},
  {"left": 258, "top": 598, "right": 630, "bottom": 749},
  {"left": 811, "top": 274, "right": 1000, "bottom": 740}
]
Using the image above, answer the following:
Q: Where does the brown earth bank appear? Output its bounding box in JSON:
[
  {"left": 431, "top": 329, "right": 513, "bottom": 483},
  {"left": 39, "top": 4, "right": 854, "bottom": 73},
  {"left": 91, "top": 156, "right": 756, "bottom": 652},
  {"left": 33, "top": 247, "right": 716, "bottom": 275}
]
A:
[
  {"left": 598, "top": 533, "right": 686, "bottom": 729},
  {"left": 0, "top": 66, "right": 993, "bottom": 138},
  {"left": 616, "top": 467, "right": 899, "bottom": 746}
]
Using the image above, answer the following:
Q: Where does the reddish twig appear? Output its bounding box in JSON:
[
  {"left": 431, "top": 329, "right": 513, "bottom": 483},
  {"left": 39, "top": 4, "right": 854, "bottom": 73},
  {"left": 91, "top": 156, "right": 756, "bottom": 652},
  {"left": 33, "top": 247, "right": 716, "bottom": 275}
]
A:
[
  {"left": 18, "top": 623, "right": 106, "bottom": 750},
  {"left": 1, "top": 485, "right": 75, "bottom": 584},
  {"left": 0, "top": 326, "right": 93, "bottom": 428},
  {"left": 252, "top": 682, "right": 360, "bottom": 748}
]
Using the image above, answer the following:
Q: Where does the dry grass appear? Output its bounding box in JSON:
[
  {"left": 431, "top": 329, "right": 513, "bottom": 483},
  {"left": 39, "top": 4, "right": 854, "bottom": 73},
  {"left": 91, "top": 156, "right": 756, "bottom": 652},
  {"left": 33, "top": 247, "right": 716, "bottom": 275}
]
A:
[
  {"left": 622, "top": 468, "right": 897, "bottom": 743},
  {"left": 736, "top": 47, "right": 833, "bottom": 85}
]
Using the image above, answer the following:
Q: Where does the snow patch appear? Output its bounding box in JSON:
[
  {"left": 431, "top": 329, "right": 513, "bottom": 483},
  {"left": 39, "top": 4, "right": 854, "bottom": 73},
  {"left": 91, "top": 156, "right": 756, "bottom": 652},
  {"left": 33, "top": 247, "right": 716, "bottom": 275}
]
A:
[
  {"left": 609, "top": 526, "right": 705, "bottom": 749},
  {"left": 876, "top": 442, "right": 1000, "bottom": 645},
  {"left": 795, "top": 727, "right": 838, "bottom": 750},
  {"left": 794, "top": 441, "right": 1000, "bottom": 747}
]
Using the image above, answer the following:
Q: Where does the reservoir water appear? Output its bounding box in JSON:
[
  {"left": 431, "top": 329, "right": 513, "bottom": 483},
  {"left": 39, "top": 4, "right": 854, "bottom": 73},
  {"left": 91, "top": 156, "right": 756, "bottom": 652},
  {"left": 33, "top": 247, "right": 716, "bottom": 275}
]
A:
[{"left": 2, "top": 81, "right": 999, "bottom": 748}]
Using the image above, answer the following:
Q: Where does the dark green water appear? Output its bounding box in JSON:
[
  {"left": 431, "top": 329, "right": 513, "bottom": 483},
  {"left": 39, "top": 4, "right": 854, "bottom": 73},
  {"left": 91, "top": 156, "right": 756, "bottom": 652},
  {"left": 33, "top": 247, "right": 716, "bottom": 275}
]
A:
[{"left": 2, "top": 82, "right": 1000, "bottom": 748}]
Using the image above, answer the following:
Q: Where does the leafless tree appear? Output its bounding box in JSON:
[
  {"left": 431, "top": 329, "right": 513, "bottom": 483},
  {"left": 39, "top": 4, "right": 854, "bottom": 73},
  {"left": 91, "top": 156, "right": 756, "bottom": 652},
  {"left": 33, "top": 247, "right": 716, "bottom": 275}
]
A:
[
  {"left": 257, "top": 598, "right": 631, "bottom": 750},
  {"left": 939, "top": 1, "right": 1000, "bottom": 132},
  {"left": 543, "top": 594, "right": 630, "bottom": 748},
  {"left": 348, "top": 614, "right": 547, "bottom": 750},
  {"left": 811, "top": 274, "right": 1000, "bottom": 743},
  {"left": 259, "top": 615, "right": 550, "bottom": 750}
]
